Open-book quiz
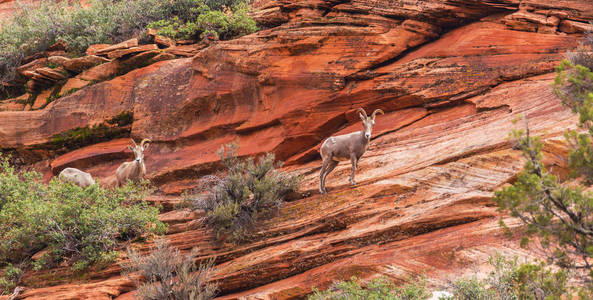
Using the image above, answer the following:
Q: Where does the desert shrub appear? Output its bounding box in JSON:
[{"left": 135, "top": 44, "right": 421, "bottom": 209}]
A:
[
  {"left": 148, "top": 17, "right": 200, "bottom": 40},
  {"left": 123, "top": 239, "right": 217, "bottom": 300},
  {"left": 0, "top": 263, "right": 23, "bottom": 295},
  {"left": 186, "top": 143, "right": 300, "bottom": 244},
  {"left": 564, "top": 30, "right": 593, "bottom": 71},
  {"left": 147, "top": 1, "right": 257, "bottom": 40},
  {"left": 0, "top": 0, "right": 257, "bottom": 90},
  {"left": 309, "top": 276, "right": 431, "bottom": 300},
  {"left": 448, "top": 278, "right": 493, "bottom": 300},
  {"left": 447, "top": 255, "right": 568, "bottom": 300},
  {"left": 0, "top": 156, "right": 165, "bottom": 276}
]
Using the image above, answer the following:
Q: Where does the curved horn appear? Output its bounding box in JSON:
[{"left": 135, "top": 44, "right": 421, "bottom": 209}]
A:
[
  {"left": 140, "top": 138, "right": 152, "bottom": 148},
  {"left": 371, "top": 109, "right": 384, "bottom": 119},
  {"left": 356, "top": 108, "right": 368, "bottom": 118},
  {"left": 130, "top": 139, "right": 138, "bottom": 147}
]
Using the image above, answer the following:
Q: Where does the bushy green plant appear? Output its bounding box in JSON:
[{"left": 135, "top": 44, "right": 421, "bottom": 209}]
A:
[
  {"left": 147, "top": 1, "right": 257, "bottom": 41},
  {"left": 0, "top": 263, "right": 23, "bottom": 295},
  {"left": 0, "top": 156, "right": 165, "bottom": 277},
  {"left": 187, "top": 143, "right": 300, "bottom": 244},
  {"left": 448, "top": 255, "right": 568, "bottom": 300},
  {"left": 448, "top": 278, "right": 493, "bottom": 300},
  {"left": 148, "top": 17, "right": 200, "bottom": 40},
  {"left": 0, "top": 0, "right": 253, "bottom": 91},
  {"left": 309, "top": 276, "right": 431, "bottom": 300},
  {"left": 123, "top": 239, "right": 217, "bottom": 300},
  {"left": 204, "top": 0, "right": 250, "bottom": 11}
]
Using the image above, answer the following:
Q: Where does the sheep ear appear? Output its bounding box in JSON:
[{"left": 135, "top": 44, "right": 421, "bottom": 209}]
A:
[
  {"left": 359, "top": 112, "right": 366, "bottom": 121},
  {"left": 128, "top": 146, "right": 134, "bottom": 151},
  {"left": 143, "top": 143, "right": 150, "bottom": 151}
]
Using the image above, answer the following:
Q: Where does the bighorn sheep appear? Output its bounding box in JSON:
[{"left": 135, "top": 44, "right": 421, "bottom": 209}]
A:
[
  {"left": 116, "top": 138, "right": 151, "bottom": 186},
  {"left": 319, "top": 108, "right": 384, "bottom": 194},
  {"left": 59, "top": 167, "right": 96, "bottom": 188}
]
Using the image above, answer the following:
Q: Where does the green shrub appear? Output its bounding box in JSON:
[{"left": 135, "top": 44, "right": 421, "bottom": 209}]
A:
[
  {"left": 0, "top": 263, "right": 23, "bottom": 295},
  {"left": 147, "top": 1, "right": 257, "bottom": 41},
  {"left": 0, "top": 0, "right": 255, "bottom": 91},
  {"left": 448, "top": 255, "right": 568, "bottom": 300},
  {"left": 122, "top": 239, "right": 217, "bottom": 300},
  {"left": 204, "top": 0, "right": 250, "bottom": 11},
  {"left": 148, "top": 17, "right": 200, "bottom": 40},
  {"left": 0, "top": 156, "right": 165, "bottom": 278},
  {"left": 309, "top": 276, "right": 431, "bottom": 300},
  {"left": 186, "top": 143, "right": 300, "bottom": 244},
  {"left": 447, "top": 278, "right": 492, "bottom": 300}
]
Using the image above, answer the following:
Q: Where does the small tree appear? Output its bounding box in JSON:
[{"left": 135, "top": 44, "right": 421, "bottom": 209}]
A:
[
  {"left": 122, "top": 239, "right": 217, "bottom": 300},
  {"left": 495, "top": 32, "right": 593, "bottom": 289}
]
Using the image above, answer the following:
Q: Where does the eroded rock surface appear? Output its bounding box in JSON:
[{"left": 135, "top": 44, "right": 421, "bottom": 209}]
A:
[{"left": 0, "top": 0, "right": 591, "bottom": 299}]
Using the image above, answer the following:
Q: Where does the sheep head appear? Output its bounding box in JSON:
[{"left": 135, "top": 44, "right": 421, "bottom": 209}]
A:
[
  {"left": 128, "top": 138, "right": 151, "bottom": 165},
  {"left": 357, "top": 108, "right": 384, "bottom": 140}
]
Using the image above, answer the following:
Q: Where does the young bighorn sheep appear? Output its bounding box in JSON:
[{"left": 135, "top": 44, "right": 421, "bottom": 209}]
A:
[
  {"left": 59, "top": 167, "right": 96, "bottom": 188},
  {"left": 319, "top": 108, "right": 384, "bottom": 194},
  {"left": 116, "top": 138, "right": 151, "bottom": 187}
]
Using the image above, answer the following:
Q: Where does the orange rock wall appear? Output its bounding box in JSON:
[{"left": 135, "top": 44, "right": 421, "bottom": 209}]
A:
[{"left": 0, "top": 0, "right": 592, "bottom": 299}]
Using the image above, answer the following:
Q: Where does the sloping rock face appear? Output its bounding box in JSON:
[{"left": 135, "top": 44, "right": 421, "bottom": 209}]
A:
[{"left": 1, "top": 0, "right": 592, "bottom": 299}]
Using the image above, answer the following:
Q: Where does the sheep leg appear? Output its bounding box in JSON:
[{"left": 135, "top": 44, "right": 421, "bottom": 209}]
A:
[
  {"left": 322, "top": 160, "right": 339, "bottom": 193},
  {"left": 319, "top": 159, "right": 330, "bottom": 194},
  {"left": 349, "top": 155, "right": 358, "bottom": 186}
]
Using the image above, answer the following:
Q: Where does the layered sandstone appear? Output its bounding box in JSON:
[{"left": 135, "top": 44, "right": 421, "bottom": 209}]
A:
[{"left": 0, "top": 0, "right": 592, "bottom": 299}]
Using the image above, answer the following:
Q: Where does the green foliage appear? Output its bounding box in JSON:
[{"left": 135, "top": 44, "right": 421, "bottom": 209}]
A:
[
  {"left": 0, "top": 156, "right": 165, "bottom": 278},
  {"left": 149, "top": 17, "right": 200, "bottom": 40},
  {"left": 0, "top": 263, "right": 22, "bottom": 295},
  {"left": 47, "top": 61, "right": 60, "bottom": 69},
  {"left": 495, "top": 32, "right": 593, "bottom": 291},
  {"left": 61, "top": 87, "right": 82, "bottom": 97},
  {"left": 554, "top": 59, "right": 593, "bottom": 184},
  {"left": 123, "top": 239, "right": 217, "bottom": 300},
  {"left": 147, "top": 0, "right": 257, "bottom": 41},
  {"left": 308, "top": 276, "right": 431, "bottom": 300},
  {"left": 45, "top": 92, "right": 61, "bottom": 105},
  {"left": 448, "top": 278, "right": 493, "bottom": 300},
  {"left": 204, "top": 0, "right": 250, "bottom": 11},
  {"left": 188, "top": 143, "right": 300, "bottom": 244},
  {"left": 49, "top": 112, "right": 134, "bottom": 151},
  {"left": 449, "top": 254, "right": 568, "bottom": 300},
  {"left": 106, "top": 111, "right": 135, "bottom": 127},
  {"left": 495, "top": 123, "right": 593, "bottom": 272},
  {"left": 0, "top": 0, "right": 236, "bottom": 87}
]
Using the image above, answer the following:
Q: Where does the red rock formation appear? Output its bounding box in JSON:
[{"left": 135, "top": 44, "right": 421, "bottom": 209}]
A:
[{"left": 0, "top": 0, "right": 592, "bottom": 299}]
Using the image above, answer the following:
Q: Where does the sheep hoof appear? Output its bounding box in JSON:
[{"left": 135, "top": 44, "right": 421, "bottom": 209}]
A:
[{"left": 350, "top": 181, "right": 357, "bottom": 186}]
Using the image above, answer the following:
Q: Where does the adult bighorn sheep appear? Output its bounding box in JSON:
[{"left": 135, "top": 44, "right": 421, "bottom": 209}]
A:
[
  {"left": 116, "top": 138, "right": 151, "bottom": 186},
  {"left": 319, "top": 108, "right": 384, "bottom": 194},
  {"left": 59, "top": 167, "right": 96, "bottom": 188}
]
